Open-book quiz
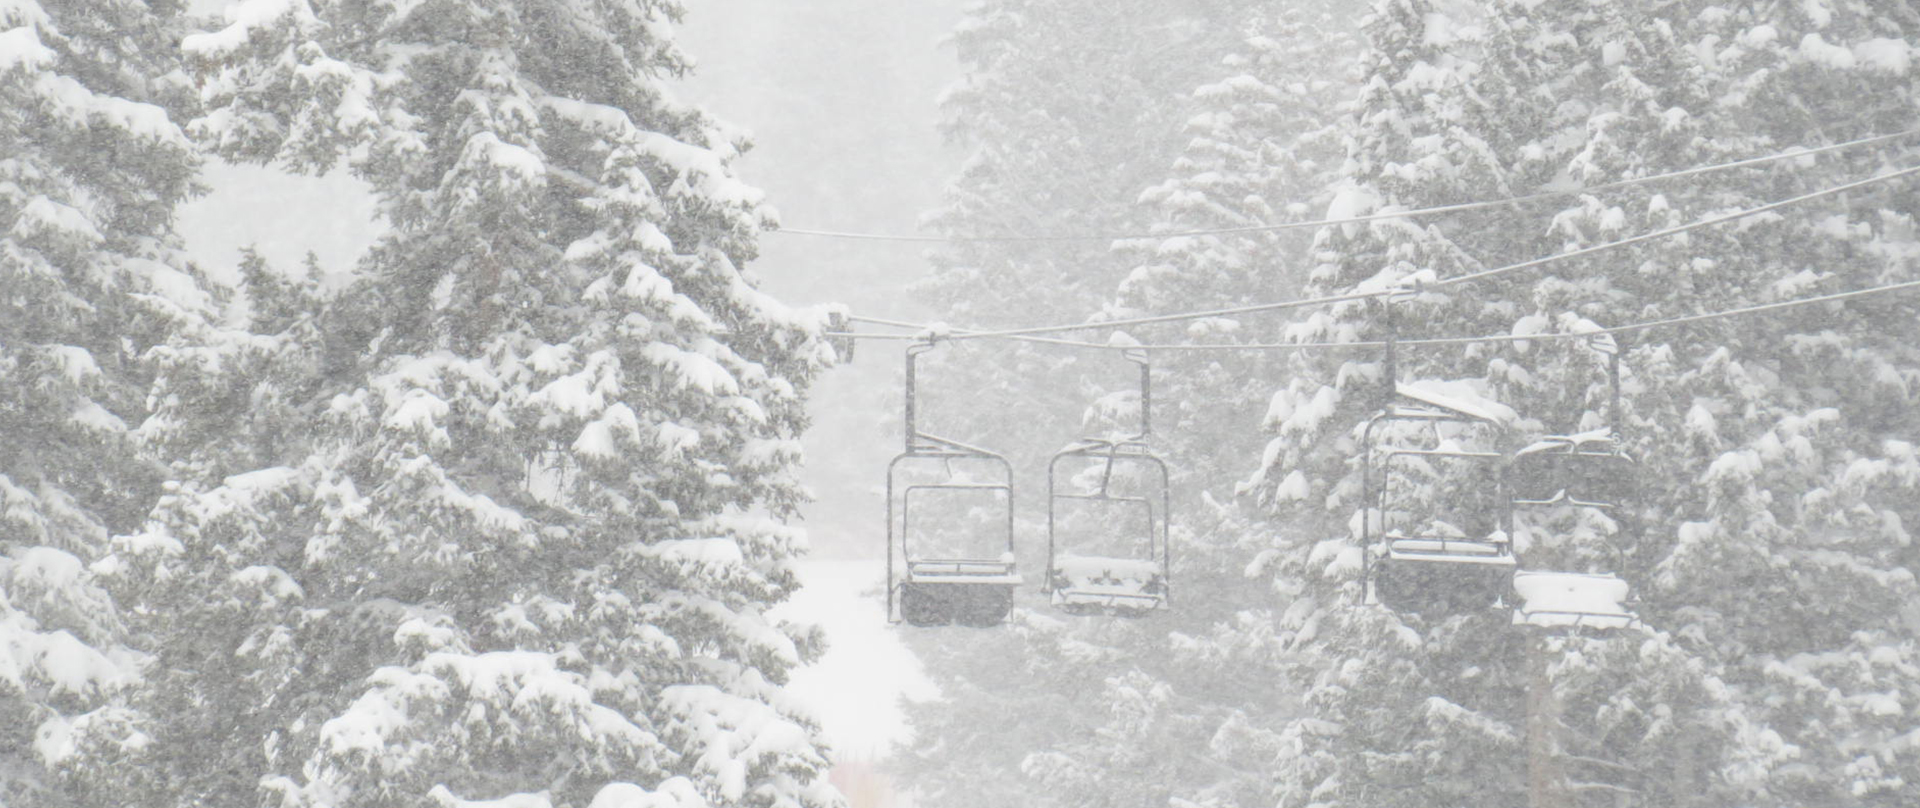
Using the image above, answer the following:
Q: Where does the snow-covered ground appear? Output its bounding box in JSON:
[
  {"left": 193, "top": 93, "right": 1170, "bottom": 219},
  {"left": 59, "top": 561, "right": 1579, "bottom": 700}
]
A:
[{"left": 775, "top": 559, "right": 936, "bottom": 762}]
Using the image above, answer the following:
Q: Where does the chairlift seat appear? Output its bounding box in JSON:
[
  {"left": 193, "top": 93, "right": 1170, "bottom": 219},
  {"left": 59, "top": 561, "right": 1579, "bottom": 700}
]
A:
[
  {"left": 1386, "top": 538, "right": 1512, "bottom": 559},
  {"left": 1049, "top": 554, "right": 1166, "bottom": 615},
  {"left": 907, "top": 558, "right": 1024, "bottom": 582},
  {"left": 887, "top": 342, "right": 1024, "bottom": 628},
  {"left": 900, "top": 558, "right": 1021, "bottom": 627},
  {"left": 1361, "top": 387, "right": 1514, "bottom": 618},
  {"left": 1511, "top": 570, "right": 1635, "bottom": 630},
  {"left": 1374, "top": 531, "right": 1515, "bottom": 615}
]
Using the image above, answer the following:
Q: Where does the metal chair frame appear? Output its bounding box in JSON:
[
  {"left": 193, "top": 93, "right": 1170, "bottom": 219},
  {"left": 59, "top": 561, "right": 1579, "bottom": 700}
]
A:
[
  {"left": 1360, "top": 390, "right": 1519, "bottom": 612},
  {"left": 886, "top": 340, "right": 1021, "bottom": 625},
  {"left": 1508, "top": 335, "right": 1642, "bottom": 633},
  {"left": 1044, "top": 349, "right": 1173, "bottom": 613}
]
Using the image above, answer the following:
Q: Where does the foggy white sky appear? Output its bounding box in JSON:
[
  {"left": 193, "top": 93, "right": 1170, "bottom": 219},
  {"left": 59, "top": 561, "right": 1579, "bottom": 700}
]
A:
[{"left": 674, "top": 0, "right": 964, "bottom": 309}]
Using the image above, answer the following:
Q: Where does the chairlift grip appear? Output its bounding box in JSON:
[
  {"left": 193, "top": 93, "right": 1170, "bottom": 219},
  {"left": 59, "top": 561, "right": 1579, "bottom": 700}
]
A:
[{"left": 1123, "top": 348, "right": 1152, "bottom": 440}]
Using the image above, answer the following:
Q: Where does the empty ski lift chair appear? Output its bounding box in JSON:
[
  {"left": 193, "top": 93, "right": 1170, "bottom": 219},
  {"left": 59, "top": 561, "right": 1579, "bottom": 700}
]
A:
[
  {"left": 1362, "top": 381, "right": 1518, "bottom": 615},
  {"left": 1508, "top": 336, "right": 1639, "bottom": 631},
  {"left": 1045, "top": 349, "right": 1172, "bottom": 615},
  {"left": 887, "top": 340, "right": 1021, "bottom": 627}
]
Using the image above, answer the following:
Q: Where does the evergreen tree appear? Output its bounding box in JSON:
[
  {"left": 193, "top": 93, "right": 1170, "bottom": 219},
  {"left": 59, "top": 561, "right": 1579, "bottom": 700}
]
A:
[
  {"left": 78, "top": 2, "right": 846, "bottom": 806},
  {"left": 1110, "top": 0, "right": 1358, "bottom": 511},
  {"left": 910, "top": 0, "right": 1260, "bottom": 474},
  {"left": 0, "top": 0, "right": 213, "bottom": 802},
  {"left": 1245, "top": 0, "right": 1920, "bottom": 805},
  {"left": 1637, "top": 4, "right": 1920, "bottom": 803}
]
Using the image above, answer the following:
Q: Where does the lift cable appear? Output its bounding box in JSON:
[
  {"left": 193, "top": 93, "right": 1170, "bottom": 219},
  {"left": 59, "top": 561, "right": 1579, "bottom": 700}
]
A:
[
  {"left": 829, "top": 277, "right": 1920, "bottom": 352},
  {"left": 846, "top": 314, "right": 1142, "bottom": 348},
  {"left": 827, "top": 329, "right": 1104, "bottom": 348},
  {"left": 877, "top": 163, "right": 1920, "bottom": 341},
  {"left": 774, "top": 128, "right": 1919, "bottom": 244}
]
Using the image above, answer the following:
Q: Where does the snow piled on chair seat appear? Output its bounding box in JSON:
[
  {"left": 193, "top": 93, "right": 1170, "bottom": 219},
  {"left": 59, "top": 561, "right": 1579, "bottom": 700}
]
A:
[
  {"left": 1512, "top": 571, "right": 1634, "bottom": 629},
  {"left": 906, "top": 562, "right": 1023, "bottom": 585},
  {"left": 906, "top": 555, "right": 1019, "bottom": 583},
  {"left": 1395, "top": 380, "right": 1517, "bottom": 425},
  {"left": 1051, "top": 555, "right": 1164, "bottom": 609},
  {"left": 1053, "top": 555, "right": 1162, "bottom": 582},
  {"left": 426, "top": 786, "right": 558, "bottom": 808}
]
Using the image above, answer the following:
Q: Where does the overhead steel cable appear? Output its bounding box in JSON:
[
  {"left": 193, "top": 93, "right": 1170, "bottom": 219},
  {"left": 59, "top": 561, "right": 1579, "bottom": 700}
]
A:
[
  {"left": 827, "top": 330, "right": 1101, "bottom": 348},
  {"left": 1434, "top": 164, "right": 1920, "bottom": 288},
  {"left": 826, "top": 278, "right": 1920, "bottom": 352},
  {"left": 774, "top": 128, "right": 1920, "bottom": 243},
  {"left": 844, "top": 314, "right": 1122, "bottom": 348},
  {"left": 919, "top": 163, "right": 1920, "bottom": 341},
  {"left": 1134, "top": 277, "right": 1920, "bottom": 351}
]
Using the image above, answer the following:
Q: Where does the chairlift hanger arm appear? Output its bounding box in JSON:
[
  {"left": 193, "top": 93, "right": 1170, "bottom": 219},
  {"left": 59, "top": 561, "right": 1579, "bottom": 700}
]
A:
[
  {"left": 1056, "top": 437, "right": 1156, "bottom": 456},
  {"left": 1052, "top": 493, "right": 1156, "bottom": 504},
  {"left": 1125, "top": 348, "right": 1152, "bottom": 440},
  {"left": 909, "top": 432, "right": 1014, "bottom": 461}
]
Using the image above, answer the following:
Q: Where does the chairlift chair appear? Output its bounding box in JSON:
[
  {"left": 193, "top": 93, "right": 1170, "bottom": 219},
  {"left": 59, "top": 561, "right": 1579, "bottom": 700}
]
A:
[
  {"left": 1351, "top": 285, "right": 1516, "bottom": 615},
  {"left": 1362, "top": 383, "right": 1518, "bottom": 615},
  {"left": 1045, "top": 350, "right": 1172, "bottom": 614},
  {"left": 887, "top": 340, "right": 1022, "bottom": 627},
  {"left": 1508, "top": 337, "right": 1640, "bottom": 632}
]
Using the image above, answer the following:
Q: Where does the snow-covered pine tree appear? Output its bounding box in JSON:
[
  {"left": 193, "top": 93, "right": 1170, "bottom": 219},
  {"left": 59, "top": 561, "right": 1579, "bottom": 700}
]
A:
[
  {"left": 132, "top": 247, "right": 330, "bottom": 487},
  {"left": 908, "top": 0, "right": 1258, "bottom": 474},
  {"left": 56, "top": 244, "right": 341, "bottom": 807},
  {"left": 1115, "top": 0, "right": 1355, "bottom": 324},
  {"left": 1106, "top": 0, "right": 1358, "bottom": 529},
  {"left": 1247, "top": 0, "right": 1920, "bottom": 805},
  {"left": 79, "top": 2, "right": 847, "bottom": 807},
  {"left": 1619, "top": 3, "right": 1920, "bottom": 803},
  {"left": 0, "top": 0, "right": 217, "bottom": 803}
]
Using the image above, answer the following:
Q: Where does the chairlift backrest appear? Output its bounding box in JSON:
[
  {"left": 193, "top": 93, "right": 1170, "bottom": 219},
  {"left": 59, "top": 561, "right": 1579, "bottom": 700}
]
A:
[
  {"left": 1505, "top": 340, "right": 1644, "bottom": 633},
  {"left": 1360, "top": 381, "right": 1517, "bottom": 615},
  {"left": 1507, "top": 434, "right": 1637, "bottom": 507}
]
